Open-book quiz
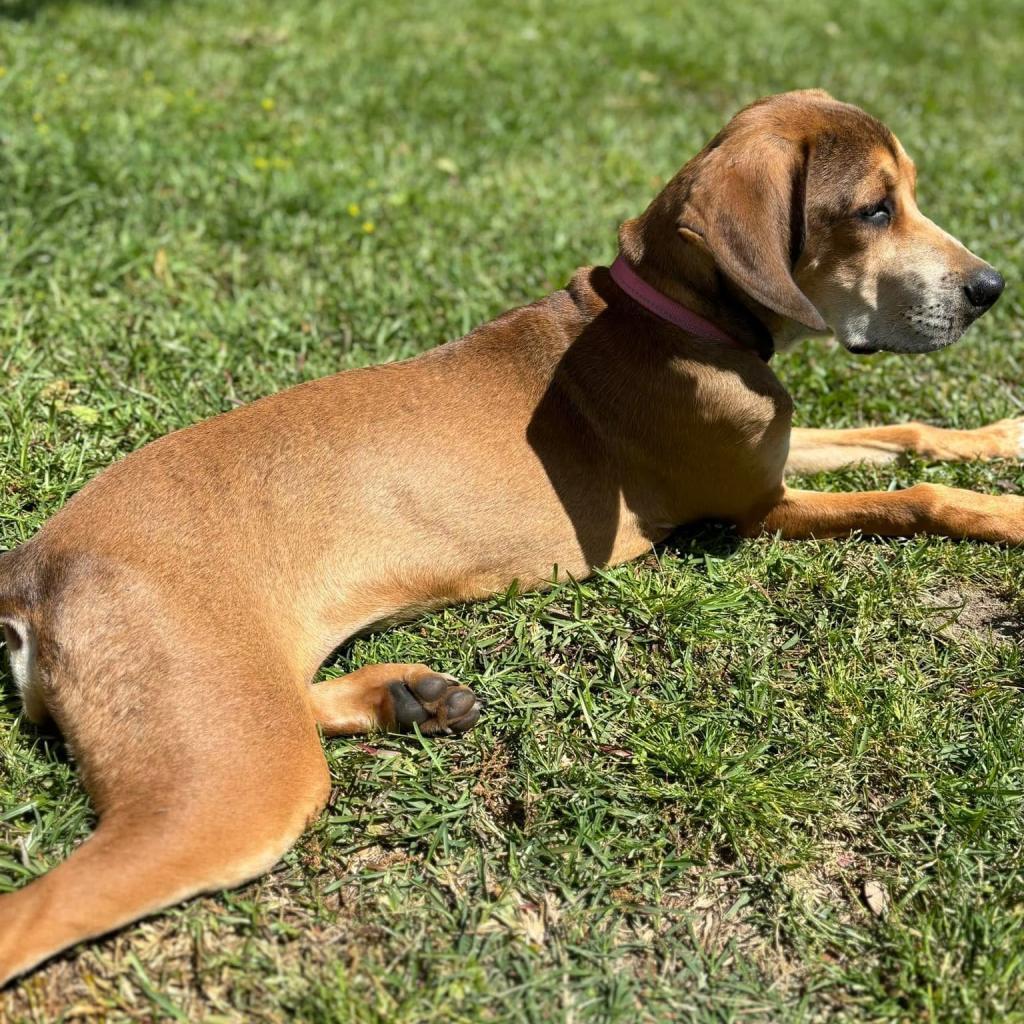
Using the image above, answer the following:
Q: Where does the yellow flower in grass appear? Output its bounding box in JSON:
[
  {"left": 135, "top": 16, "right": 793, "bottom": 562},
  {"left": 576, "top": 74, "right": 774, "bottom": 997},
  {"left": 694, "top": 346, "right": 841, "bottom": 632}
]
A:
[
  {"left": 347, "top": 202, "right": 360, "bottom": 217},
  {"left": 0, "top": 67, "right": 7, "bottom": 78},
  {"left": 261, "top": 96, "right": 275, "bottom": 111},
  {"left": 253, "top": 155, "right": 291, "bottom": 171},
  {"left": 56, "top": 72, "right": 68, "bottom": 85},
  {"left": 361, "top": 220, "right": 375, "bottom": 234}
]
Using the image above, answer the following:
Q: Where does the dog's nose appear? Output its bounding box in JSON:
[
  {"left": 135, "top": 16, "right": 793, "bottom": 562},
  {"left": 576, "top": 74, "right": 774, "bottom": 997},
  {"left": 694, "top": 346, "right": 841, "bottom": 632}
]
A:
[{"left": 964, "top": 267, "right": 1005, "bottom": 310}]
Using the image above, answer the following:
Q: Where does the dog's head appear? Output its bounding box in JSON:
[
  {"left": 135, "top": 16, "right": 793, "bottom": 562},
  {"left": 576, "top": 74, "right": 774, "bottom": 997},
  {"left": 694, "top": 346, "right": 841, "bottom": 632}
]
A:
[{"left": 622, "top": 90, "right": 1004, "bottom": 354}]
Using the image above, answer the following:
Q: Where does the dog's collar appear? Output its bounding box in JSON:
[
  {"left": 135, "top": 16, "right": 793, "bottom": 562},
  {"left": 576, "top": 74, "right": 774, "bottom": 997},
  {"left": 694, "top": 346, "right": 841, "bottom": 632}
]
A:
[{"left": 609, "top": 256, "right": 769, "bottom": 360}]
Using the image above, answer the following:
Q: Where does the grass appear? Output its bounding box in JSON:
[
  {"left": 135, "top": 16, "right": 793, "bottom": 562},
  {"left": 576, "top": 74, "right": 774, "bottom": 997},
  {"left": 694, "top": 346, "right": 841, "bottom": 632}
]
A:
[{"left": 1, "top": 0, "right": 1024, "bottom": 1019}]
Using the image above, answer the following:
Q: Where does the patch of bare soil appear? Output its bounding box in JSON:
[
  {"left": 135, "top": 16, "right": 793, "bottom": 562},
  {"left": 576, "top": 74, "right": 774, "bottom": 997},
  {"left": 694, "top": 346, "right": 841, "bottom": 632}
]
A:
[{"left": 919, "top": 586, "right": 1022, "bottom": 644}]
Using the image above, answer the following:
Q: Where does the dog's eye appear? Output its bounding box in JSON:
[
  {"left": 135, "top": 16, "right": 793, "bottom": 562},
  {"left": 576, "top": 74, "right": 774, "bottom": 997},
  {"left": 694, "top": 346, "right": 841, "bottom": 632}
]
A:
[{"left": 858, "top": 200, "right": 892, "bottom": 226}]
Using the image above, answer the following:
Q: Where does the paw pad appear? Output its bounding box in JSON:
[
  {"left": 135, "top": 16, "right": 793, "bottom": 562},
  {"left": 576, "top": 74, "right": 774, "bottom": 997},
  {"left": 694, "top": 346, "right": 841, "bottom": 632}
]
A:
[{"left": 389, "top": 674, "right": 481, "bottom": 736}]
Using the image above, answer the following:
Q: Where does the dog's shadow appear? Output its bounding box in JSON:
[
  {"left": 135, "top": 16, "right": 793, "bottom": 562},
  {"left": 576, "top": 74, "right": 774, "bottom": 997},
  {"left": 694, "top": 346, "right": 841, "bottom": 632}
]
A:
[{"left": 658, "top": 518, "right": 744, "bottom": 562}]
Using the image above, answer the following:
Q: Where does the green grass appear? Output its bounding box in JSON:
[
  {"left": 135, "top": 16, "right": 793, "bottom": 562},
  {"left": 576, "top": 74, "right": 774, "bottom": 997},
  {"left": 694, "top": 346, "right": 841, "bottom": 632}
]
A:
[{"left": 2, "top": 0, "right": 1024, "bottom": 1020}]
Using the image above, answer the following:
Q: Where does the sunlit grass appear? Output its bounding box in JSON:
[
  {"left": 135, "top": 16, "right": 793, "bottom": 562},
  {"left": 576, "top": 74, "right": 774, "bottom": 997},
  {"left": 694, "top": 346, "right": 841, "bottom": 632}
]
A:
[{"left": 1, "top": 0, "right": 1023, "bottom": 1020}]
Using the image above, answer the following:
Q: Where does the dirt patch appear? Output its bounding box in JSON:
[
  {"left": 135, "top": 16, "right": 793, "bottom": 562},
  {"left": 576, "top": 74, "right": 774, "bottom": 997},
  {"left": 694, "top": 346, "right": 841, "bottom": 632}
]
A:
[{"left": 918, "top": 586, "right": 1022, "bottom": 644}]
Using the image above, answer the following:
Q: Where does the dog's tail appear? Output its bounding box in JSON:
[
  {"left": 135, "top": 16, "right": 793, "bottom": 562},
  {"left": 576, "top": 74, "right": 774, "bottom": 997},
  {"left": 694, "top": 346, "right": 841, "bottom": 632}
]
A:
[{"left": 0, "top": 545, "right": 47, "bottom": 723}]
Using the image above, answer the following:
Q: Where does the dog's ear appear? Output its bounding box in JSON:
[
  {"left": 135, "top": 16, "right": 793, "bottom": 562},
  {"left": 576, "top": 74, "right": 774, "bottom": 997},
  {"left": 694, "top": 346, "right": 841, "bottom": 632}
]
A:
[{"left": 678, "top": 136, "right": 827, "bottom": 333}]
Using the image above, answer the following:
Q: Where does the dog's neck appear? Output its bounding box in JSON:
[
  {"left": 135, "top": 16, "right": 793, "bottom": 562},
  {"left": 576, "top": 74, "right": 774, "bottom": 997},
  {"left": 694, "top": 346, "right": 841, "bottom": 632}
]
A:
[
  {"left": 617, "top": 217, "right": 779, "bottom": 360},
  {"left": 608, "top": 257, "right": 750, "bottom": 350}
]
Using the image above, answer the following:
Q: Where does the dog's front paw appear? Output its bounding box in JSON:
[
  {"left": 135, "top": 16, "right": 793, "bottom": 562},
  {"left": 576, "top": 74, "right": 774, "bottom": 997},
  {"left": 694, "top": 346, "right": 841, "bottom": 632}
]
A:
[
  {"left": 973, "top": 417, "right": 1024, "bottom": 460},
  {"left": 388, "top": 674, "right": 481, "bottom": 736}
]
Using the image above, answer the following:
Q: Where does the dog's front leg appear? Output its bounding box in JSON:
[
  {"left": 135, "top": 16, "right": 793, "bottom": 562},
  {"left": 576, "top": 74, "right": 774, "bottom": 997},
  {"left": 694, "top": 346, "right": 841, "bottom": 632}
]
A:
[
  {"left": 786, "top": 420, "right": 1024, "bottom": 475},
  {"left": 738, "top": 484, "right": 1024, "bottom": 544}
]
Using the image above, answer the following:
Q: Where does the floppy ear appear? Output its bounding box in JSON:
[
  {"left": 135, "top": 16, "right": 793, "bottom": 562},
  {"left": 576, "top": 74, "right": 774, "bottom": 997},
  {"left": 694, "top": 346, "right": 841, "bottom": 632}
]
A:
[{"left": 678, "top": 136, "right": 827, "bottom": 333}]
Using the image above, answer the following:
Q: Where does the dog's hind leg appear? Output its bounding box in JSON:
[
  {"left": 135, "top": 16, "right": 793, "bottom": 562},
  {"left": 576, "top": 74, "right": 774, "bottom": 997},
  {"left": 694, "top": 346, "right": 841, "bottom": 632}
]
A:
[
  {"left": 0, "top": 658, "right": 330, "bottom": 987},
  {"left": 312, "top": 663, "right": 481, "bottom": 737}
]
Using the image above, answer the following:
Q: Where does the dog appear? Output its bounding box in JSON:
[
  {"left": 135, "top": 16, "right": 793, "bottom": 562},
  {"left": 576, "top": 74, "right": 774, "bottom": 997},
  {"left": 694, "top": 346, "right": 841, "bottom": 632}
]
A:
[{"left": 0, "top": 88, "right": 1012, "bottom": 985}]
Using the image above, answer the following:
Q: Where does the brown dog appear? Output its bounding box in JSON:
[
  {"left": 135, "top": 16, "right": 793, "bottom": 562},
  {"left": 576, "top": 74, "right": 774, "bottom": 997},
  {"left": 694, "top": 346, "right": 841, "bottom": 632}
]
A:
[{"left": 0, "top": 89, "right": 1013, "bottom": 985}]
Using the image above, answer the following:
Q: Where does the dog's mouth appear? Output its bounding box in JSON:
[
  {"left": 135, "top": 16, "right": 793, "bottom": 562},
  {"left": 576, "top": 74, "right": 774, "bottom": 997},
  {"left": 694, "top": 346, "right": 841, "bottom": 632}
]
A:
[
  {"left": 846, "top": 341, "right": 881, "bottom": 356},
  {"left": 827, "top": 271, "right": 1001, "bottom": 357},
  {"left": 834, "top": 301, "right": 973, "bottom": 357},
  {"left": 844, "top": 332, "right": 961, "bottom": 357}
]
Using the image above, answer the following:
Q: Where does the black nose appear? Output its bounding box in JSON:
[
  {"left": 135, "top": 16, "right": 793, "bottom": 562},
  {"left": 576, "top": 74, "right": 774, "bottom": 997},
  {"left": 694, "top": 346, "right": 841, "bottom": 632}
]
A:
[{"left": 964, "top": 267, "right": 1005, "bottom": 310}]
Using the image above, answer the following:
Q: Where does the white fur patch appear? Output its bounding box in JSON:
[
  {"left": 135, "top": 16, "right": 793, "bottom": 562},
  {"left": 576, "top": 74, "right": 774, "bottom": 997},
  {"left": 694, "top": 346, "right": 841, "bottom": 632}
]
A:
[{"left": 2, "top": 619, "right": 46, "bottom": 723}]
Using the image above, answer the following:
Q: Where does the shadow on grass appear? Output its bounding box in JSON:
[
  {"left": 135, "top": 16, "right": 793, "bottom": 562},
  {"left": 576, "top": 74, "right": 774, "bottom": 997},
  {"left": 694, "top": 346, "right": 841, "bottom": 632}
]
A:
[
  {"left": 659, "top": 518, "right": 744, "bottom": 561},
  {"left": 1, "top": 0, "right": 170, "bottom": 20}
]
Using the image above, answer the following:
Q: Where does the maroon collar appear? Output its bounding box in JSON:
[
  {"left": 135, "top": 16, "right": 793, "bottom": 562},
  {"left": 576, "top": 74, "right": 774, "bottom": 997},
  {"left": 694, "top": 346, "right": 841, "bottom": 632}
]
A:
[{"left": 609, "top": 256, "right": 766, "bottom": 358}]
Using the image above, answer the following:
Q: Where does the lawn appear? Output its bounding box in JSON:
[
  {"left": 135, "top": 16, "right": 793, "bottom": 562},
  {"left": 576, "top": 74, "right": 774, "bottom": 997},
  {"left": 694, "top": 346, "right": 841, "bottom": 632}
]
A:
[{"left": 1, "top": 0, "right": 1023, "bottom": 1020}]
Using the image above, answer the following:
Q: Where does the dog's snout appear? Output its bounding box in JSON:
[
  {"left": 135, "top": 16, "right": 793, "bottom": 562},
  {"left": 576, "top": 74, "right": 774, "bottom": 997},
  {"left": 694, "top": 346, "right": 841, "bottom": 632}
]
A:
[{"left": 964, "top": 267, "right": 1005, "bottom": 311}]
